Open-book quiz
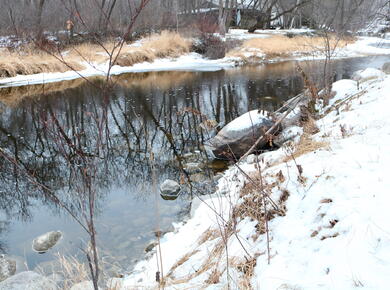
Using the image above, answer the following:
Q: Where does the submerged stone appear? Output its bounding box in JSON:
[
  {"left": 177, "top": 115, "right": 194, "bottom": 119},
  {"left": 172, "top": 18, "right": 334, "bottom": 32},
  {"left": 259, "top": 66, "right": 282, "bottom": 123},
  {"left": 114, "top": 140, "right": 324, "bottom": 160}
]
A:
[
  {"left": 0, "top": 271, "right": 57, "bottom": 290},
  {"left": 160, "top": 194, "right": 179, "bottom": 201},
  {"left": 32, "top": 231, "right": 62, "bottom": 253},
  {"left": 144, "top": 242, "right": 158, "bottom": 253},
  {"left": 159, "top": 179, "right": 180, "bottom": 196}
]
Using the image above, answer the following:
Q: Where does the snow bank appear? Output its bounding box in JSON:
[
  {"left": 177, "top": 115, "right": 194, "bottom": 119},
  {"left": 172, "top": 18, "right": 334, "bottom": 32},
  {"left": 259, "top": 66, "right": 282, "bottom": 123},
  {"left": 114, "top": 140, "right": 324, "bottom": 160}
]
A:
[
  {"left": 0, "top": 53, "right": 236, "bottom": 88},
  {"left": 227, "top": 28, "right": 315, "bottom": 40},
  {"left": 122, "top": 69, "right": 390, "bottom": 289},
  {"left": 1, "top": 32, "right": 390, "bottom": 89},
  {"left": 352, "top": 67, "right": 386, "bottom": 81},
  {"left": 345, "top": 37, "right": 390, "bottom": 56}
]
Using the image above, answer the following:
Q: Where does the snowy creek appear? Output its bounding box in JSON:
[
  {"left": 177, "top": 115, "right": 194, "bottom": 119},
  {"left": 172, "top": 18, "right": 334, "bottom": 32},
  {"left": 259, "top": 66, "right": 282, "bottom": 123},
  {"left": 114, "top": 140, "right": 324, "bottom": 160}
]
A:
[{"left": 0, "top": 55, "right": 387, "bottom": 276}]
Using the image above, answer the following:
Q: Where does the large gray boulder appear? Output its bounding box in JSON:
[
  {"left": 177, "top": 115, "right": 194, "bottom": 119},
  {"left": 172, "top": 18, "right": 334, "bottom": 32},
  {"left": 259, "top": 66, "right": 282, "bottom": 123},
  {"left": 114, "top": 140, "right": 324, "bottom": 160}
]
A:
[
  {"left": 0, "top": 271, "right": 57, "bottom": 290},
  {"left": 32, "top": 231, "right": 62, "bottom": 253},
  {"left": 206, "top": 110, "right": 278, "bottom": 159},
  {"left": 0, "top": 255, "right": 16, "bottom": 282},
  {"left": 382, "top": 62, "right": 390, "bottom": 74}
]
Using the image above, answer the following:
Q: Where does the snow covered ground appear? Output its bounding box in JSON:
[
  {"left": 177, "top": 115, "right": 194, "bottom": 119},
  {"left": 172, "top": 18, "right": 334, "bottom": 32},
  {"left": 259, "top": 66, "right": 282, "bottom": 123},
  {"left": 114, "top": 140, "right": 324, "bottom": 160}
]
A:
[
  {"left": 121, "top": 67, "right": 390, "bottom": 289},
  {"left": 229, "top": 34, "right": 390, "bottom": 62},
  {"left": 226, "top": 28, "right": 315, "bottom": 40},
  {"left": 1, "top": 29, "right": 390, "bottom": 89},
  {"left": 0, "top": 53, "right": 236, "bottom": 88}
]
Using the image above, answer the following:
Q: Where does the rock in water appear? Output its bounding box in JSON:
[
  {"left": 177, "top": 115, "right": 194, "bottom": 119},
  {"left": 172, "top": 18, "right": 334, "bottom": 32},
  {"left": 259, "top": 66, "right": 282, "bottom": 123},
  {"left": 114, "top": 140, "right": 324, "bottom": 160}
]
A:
[
  {"left": 206, "top": 110, "right": 278, "bottom": 159},
  {"left": 382, "top": 62, "right": 390, "bottom": 74},
  {"left": 159, "top": 179, "right": 180, "bottom": 196},
  {"left": 0, "top": 271, "right": 57, "bottom": 290},
  {"left": 32, "top": 231, "right": 62, "bottom": 253},
  {"left": 0, "top": 255, "right": 16, "bottom": 282}
]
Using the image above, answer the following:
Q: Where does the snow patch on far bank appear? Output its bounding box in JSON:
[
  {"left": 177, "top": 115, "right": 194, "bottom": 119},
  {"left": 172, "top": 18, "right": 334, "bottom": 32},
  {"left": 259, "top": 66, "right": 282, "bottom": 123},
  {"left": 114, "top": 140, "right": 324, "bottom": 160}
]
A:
[{"left": 345, "top": 36, "right": 390, "bottom": 56}]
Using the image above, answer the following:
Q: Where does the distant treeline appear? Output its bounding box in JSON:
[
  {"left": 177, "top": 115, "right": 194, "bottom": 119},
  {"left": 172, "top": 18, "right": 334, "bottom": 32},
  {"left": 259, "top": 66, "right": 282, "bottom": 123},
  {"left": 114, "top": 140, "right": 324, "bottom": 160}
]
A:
[{"left": 0, "top": 0, "right": 388, "bottom": 38}]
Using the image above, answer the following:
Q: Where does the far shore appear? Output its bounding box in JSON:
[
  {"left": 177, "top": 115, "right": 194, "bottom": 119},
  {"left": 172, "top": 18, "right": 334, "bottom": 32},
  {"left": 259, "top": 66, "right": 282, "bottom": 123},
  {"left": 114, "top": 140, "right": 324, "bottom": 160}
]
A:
[{"left": 1, "top": 30, "right": 390, "bottom": 90}]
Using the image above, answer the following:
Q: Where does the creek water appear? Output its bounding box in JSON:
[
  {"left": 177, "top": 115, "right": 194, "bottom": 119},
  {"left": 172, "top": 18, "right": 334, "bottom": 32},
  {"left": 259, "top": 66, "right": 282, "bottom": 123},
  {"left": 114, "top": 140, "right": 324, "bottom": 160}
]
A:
[{"left": 0, "top": 55, "right": 388, "bottom": 276}]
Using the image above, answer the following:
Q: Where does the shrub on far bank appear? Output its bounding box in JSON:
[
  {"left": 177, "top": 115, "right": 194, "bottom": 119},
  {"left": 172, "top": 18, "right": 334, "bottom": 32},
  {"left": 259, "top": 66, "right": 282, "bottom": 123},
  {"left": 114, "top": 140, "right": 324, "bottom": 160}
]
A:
[{"left": 192, "top": 34, "right": 226, "bottom": 60}]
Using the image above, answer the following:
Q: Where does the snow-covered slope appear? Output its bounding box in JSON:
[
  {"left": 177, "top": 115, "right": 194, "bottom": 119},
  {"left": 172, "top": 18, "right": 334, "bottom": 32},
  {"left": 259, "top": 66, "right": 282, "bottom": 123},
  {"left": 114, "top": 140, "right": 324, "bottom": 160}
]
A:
[{"left": 122, "top": 68, "right": 390, "bottom": 289}]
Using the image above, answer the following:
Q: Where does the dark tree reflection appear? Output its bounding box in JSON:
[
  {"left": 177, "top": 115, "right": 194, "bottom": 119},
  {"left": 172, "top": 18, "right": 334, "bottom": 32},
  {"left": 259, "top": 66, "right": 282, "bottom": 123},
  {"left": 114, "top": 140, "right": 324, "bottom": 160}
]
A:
[{"left": 0, "top": 57, "right": 367, "bottom": 261}]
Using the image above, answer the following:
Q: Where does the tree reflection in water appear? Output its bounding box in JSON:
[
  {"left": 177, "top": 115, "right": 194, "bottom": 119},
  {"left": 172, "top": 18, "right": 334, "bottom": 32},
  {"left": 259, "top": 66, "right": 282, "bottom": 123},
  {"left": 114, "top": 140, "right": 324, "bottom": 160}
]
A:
[{"left": 0, "top": 57, "right": 365, "bottom": 271}]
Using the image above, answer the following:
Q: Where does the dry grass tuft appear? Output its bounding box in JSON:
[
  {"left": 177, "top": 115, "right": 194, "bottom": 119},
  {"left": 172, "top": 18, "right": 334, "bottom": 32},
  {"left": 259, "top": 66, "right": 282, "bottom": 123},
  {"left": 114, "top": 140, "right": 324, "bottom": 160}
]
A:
[
  {"left": 302, "top": 116, "right": 320, "bottom": 135},
  {"left": 0, "top": 31, "right": 191, "bottom": 78},
  {"left": 142, "top": 31, "right": 191, "bottom": 58},
  {"left": 0, "top": 53, "right": 84, "bottom": 78},
  {"left": 283, "top": 114, "right": 328, "bottom": 162},
  {"left": 235, "top": 172, "right": 286, "bottom": 236},
  {"left": 51, "top": 254, "right": 89, "bottom": 289},
  {"left": 114, "top": 50, "right": 155, "bottom": 67},
  {"left": 235, "top": 254, "right": 260, "bottom": 289},
  {"left": 166, "top": 249, "right": 200, "bottom": 279},
  {"left": 197, "top": 228, "right": 220, "bottom": 245},
  {"left": 166, "top": 239, "right": 225, "bottom": 286},
  {"left": 115, "top": 31, "right": 191, "bottom": 67},
  {"left": 227, "top": 35, "right": 354, "bottom": 59},
  {"left": 204, "top": 268, "right": 222, "bottom": 285},
  {"left": 283, "top": 133, "right": 328, "bottom": 162}
]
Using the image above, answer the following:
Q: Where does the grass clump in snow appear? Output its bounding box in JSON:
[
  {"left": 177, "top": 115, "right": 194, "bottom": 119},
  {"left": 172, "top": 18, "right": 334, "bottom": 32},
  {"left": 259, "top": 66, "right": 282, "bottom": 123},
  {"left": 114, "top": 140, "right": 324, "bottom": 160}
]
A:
[
  {"left": 236, "top": 171, "right": 288, "bottom": 237},
  {"left": 283, "top": 118, "right": 329, "bottom": 162},
  {"left": 166, "top": 241, "right": 225, "bottom": 286},
  {"left": 235, "top": 254, "right": 260, "bottom": 289}
]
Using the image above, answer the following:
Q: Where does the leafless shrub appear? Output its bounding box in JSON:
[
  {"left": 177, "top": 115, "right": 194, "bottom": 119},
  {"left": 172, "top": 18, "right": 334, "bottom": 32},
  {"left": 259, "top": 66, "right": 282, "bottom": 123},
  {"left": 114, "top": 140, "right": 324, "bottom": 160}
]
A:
[{"left": 193, "top": 34, "right": 226, "bottom": 59}]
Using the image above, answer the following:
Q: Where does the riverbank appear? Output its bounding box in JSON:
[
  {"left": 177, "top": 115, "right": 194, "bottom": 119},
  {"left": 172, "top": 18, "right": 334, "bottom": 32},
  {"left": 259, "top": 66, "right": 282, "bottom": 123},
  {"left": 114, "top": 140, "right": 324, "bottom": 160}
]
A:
[
  {"left": 122, "top": 67, "right": 390, "bottom": 289},
  {"left": 1, "top": 29, "right": 390, "bottom": 89}
]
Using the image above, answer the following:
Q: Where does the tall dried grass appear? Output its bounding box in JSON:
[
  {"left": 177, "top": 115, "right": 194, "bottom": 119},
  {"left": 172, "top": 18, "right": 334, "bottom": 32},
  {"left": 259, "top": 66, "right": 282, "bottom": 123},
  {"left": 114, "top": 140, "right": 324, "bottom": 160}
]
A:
[
  {"left": 227, "top": 35, "right": 354, "bottom": 60},
  {"left": 0, "top": 53, "right": 84, "bottom": 78},
  {"left": 35, "top": 254, "right": 89, "bottom": 290},
  {"left": 115, "top": 31, "right": 191, "bottom": 67},
  {"left": 0, "top": 31, "right": 191, "bottom": 79},
  {"left": 283, "top": 118, "right": 329, "bottom": 162}
]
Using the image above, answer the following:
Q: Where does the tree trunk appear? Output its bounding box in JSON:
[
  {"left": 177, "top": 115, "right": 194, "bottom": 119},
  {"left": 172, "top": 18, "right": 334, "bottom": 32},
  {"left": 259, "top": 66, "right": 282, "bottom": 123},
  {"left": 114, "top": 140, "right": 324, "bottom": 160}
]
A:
[
  {"left": 104, "top": 0, "right": 118, "bottom": 33},
  {"left": 35, "top": 0, "right": 46, "bottom": 38}
]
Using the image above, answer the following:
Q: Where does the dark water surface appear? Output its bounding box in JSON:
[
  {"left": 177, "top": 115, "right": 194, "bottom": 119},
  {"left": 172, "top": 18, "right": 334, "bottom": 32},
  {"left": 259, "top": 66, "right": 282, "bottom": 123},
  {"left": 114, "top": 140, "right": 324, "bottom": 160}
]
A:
[{"left": 0, "top": 55, "right": 388, "bottom": 275}]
